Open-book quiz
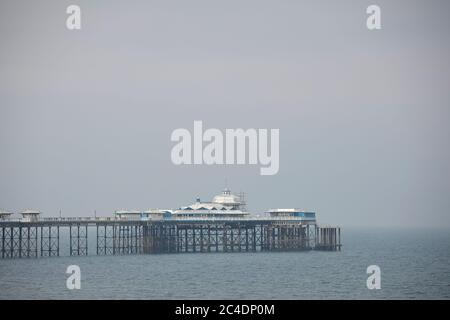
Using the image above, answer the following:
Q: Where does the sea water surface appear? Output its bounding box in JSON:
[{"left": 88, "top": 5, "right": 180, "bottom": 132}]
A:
[{"left": 0, "top": 228, "right": 449, "bottom": 299}]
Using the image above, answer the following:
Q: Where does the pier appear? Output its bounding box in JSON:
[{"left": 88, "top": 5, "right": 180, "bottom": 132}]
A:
[
  {"left": 0, "top": 218, "right": 341, "bottom": 259},
  {"left": 0, "top": 188, "right": 341, "bottom": 259}
]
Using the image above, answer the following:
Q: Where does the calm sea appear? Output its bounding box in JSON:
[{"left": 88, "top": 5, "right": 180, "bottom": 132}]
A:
[{"left": 0, "top": 228, "right": 449, "bottom": 299}]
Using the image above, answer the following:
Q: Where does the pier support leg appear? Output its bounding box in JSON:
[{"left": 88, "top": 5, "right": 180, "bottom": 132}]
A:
[{"left": 70, "top": 224, "right": 88, "bottom": 256}]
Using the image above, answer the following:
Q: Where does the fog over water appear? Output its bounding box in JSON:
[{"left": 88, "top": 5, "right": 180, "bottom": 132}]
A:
[{"left": 1, "top": 1, "right": 450, "bottom": 228}]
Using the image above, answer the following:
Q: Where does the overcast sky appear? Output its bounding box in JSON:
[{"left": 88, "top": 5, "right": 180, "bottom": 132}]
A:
[{"left": 1, "top": 0, "right": 449, "bottom": 228}]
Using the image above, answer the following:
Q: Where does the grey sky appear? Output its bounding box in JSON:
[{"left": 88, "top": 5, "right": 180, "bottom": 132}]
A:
[{"left": 1, "top": 0, "right": 449, "bottom": 227}]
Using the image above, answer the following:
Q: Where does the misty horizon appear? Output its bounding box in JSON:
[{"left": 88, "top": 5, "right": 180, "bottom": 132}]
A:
[{"left": 1, "top": 0, "right": 450, "bottom": 229}]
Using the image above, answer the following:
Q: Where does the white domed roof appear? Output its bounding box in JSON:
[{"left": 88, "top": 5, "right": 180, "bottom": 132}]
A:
[{"left": 212, "top": 188, "right": 240, "bottom": 205}]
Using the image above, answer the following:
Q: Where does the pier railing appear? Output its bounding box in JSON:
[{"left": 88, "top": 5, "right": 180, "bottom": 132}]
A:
[{"left": 1, "top": 216, "right": 317, "bottom": 223}]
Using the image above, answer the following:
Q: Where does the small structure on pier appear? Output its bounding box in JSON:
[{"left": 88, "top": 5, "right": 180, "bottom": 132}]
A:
[
  {"left": 0, "top": 210, "right": 13, "bottom": 220},
  {"left": 143, "top": 209, "right": 172, "bottom": 220},
  {"left": 114, "top": 210, "right": 142, "bottom": 220},
  {"left": 21, "top": 210, "right": 41, "bottom": 222},
  {"left": 266, "top": 209, "right": 316, "bottom": 223}
]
